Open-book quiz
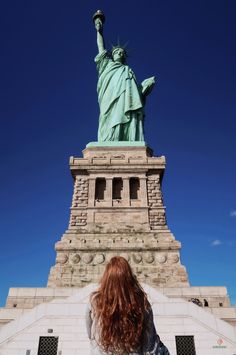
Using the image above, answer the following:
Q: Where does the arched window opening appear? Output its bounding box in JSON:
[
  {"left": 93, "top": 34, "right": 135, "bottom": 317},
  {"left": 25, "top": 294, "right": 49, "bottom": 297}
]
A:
[
  {"left": 130, "top": 178, "right": 140, "bottom": 200},
  {"left": 112, "top": 178, "right": 123, "bottom": 199},
  {"left": 95, "top": 178, "right": 106, "bottom": 200}
]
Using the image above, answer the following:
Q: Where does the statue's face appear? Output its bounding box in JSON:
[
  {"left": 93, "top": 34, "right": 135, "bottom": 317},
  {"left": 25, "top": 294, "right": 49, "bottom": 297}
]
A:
[{"left": 112, "top": 48, "right": 126, "bottom": 63}]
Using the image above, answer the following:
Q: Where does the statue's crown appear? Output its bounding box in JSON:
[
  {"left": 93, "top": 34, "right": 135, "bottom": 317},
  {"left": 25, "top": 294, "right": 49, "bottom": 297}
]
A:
[{"left": 111, "top": 41, "right": 129, "bottom": 57}]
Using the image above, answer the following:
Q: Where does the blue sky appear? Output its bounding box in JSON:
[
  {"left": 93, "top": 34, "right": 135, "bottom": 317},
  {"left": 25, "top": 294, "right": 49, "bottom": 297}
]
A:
[{"left": 0, "top": 0, "right": 236, "bottom": 306}]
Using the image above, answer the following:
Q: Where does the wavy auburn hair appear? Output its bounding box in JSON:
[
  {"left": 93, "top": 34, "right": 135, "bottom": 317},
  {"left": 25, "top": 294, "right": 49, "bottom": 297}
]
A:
[{"left": 91, "top": 256, "right": 150, "bottom": 354}]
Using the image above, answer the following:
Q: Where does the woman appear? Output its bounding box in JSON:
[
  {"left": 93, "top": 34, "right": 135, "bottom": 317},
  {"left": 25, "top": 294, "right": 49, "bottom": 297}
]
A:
[{"left": 86, "top": 256, "right": 170, "bottom": 354}]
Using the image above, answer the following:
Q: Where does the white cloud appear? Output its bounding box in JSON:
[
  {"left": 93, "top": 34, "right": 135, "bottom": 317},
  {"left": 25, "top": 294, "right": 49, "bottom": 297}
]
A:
[
  {"left": 230, "top": 210, "right": 236, "bottom": 217},
  {"left": 211, "top": 239, "right": 222, "bottom": 246}
]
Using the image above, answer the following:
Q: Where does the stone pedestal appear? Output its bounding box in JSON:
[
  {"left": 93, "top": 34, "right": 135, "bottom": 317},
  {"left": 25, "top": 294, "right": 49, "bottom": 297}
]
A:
[
  {"left": 47, "top": 145, "right": 189, "bottom": 288},
  {"left": 2, "top": 144, "right": 236, "bottom": 355}
]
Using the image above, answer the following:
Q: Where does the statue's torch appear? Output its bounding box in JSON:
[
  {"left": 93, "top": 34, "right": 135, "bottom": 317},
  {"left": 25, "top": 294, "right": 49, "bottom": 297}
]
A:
[{"left": 93, "top": 10, "right": 105, "bottom": 30}]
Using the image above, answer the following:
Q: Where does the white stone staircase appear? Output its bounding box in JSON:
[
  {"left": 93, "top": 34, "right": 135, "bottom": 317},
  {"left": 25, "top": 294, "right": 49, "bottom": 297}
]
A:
[{"left": 0, "top": 284, "right": 236, "bottom": 355}]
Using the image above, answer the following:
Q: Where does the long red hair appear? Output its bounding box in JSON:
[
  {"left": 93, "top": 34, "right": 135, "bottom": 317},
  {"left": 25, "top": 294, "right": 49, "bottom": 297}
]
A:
[{"left": 91, "top": 256, "right": 150, "bottom": 354}]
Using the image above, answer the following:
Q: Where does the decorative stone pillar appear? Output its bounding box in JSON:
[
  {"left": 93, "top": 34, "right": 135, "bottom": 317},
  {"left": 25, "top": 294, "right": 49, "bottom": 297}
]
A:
[
  {"left": 88, "top": 178, "right": 96, "bottom": 207},
  {"left": 105, "top": 177, "right": 113, "bottom": 206},
  {"left": 140, "top": 177, "right": 148, "bottom": 206},
  {"left": 122, "top": 177, "right": 130, "bottom": 206}
]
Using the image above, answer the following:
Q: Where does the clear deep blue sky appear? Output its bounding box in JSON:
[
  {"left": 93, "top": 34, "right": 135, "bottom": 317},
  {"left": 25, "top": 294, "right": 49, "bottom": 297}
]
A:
[{"left": 0, "top": 0, "right": 236, "bottom": 307}]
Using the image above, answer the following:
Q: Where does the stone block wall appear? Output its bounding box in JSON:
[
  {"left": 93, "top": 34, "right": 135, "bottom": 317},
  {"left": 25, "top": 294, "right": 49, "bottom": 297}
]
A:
[
  {"left": 69, "top": 175, "right": 88, "bottom": 229},
  {"left": 147, "top": 174, "right": 167, "bottom": 229},
  {"left": 147, "top": 175, "right": 163, "bottom": 207},
  {"left": 71, "top": 176, "right": 88, "bottom": 208}
]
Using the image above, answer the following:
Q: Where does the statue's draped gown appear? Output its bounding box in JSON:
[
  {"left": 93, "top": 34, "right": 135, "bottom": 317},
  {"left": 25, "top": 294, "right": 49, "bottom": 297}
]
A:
[{"left": 95, "top": 50, "right": 144, "bottom": 141}]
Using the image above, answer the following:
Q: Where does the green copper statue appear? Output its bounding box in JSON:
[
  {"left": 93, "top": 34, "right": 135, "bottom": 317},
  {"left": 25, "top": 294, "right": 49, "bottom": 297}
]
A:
[{"left": 93, "top": 10, "right": 155, "bottom": 142}]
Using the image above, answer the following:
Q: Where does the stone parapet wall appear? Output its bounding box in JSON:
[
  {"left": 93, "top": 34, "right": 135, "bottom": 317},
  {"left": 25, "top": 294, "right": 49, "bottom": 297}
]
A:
[{"left": 4, "top": 286, "right": 233, "bottom": 316}]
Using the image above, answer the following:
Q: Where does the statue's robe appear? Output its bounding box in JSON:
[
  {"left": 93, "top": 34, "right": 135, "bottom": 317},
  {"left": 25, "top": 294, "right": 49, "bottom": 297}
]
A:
[{"left": 95, "top": 50, "right": 144, "bottom": 141}]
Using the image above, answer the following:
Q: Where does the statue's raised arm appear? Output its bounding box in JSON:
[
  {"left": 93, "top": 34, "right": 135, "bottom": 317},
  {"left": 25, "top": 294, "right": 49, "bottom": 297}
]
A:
[
  {"left": 93, "top": 10, "right": 155, "bottom": 143},
  {"left": 93, "top": 10, "right": 105, "bottom": 54}
]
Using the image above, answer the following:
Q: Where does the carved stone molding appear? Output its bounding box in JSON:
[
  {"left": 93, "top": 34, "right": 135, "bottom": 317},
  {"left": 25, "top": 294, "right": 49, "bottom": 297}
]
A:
[
  {"left": 56, "top": 253, "right": 68, "bottom": 265},
  {"left": 168, "top": 254, "right": 179, "bottom": 264},
  {"left": 71, "top": 254, "right": 80, "bottom": 264},
  {"left": 82, "top": 253, "right": 94, "bottom": 264},
  {"left": 93, "top": 253, "right": 105, "bottom": 265},
  {"left": 144, "top": 253, "right": 155, "bottom": 264},
  {"left": 156, "top": 254, "right": 167, "bottom": 264},
  {"left": 132, "top": 253, "right": 142, "bottom": 264}
]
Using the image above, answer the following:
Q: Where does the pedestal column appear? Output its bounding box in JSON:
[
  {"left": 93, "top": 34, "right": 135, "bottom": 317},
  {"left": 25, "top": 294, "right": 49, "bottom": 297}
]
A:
[
  {"left": 105, "top": 177, "right": 113, "bottom": 206},
  {"left": 88, "top": 178, "right": 96, "bottom": 207},
  {"left": 140, "top": 177, "right": 148, "bottom": 206},
  {"left": 122, "top": 177, "right": 130, "bottom": 206}
]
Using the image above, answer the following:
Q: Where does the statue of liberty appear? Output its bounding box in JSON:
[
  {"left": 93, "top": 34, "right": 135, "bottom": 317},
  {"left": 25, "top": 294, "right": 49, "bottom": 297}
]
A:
[{"left": 93, "top": 11, "right": 155, "bottom": 142}]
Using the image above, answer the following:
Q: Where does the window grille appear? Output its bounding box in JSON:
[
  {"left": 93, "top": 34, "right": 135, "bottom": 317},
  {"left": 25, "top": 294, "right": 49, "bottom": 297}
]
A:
[
  {"left": 175, "top": 335, "right": 196, "bottom": 355},
  {"left": 37, "top": 336, "right": 58, "bottom": 355}
]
